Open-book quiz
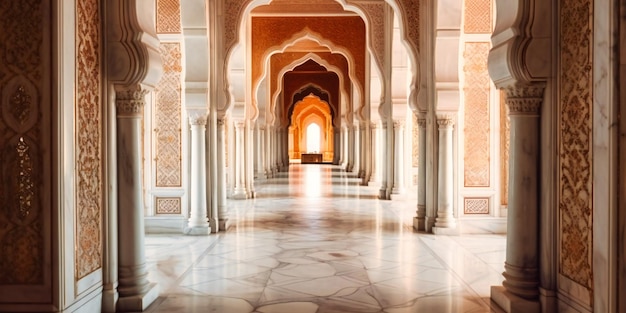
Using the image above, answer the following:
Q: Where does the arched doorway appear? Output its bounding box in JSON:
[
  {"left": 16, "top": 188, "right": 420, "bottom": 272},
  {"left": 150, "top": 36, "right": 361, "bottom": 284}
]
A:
[{"left": 288, "top": 94, "right": 334, "bottom": 163}]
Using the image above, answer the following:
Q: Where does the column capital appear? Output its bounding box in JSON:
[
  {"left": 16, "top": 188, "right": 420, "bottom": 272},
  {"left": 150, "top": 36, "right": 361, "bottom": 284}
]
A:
[
  {"left": 370, "top": 122, "right": 378, "bottom": 129},
  {"left": 393, "top": 119, "right": 405, "bottom": 129},
  {"left": 417, "top": 118, "right": 427, "bottom": 128},
  {"left": 234, "top": 120, "right": 245, "bottom": 129},
  {"left": 189, "top": 114, "right": 207, "bottom": 126},
  {"left": 436, "top": 116, "right": 455, "bottom": 129},
  {"left": 115, "top": 88, "right": 148, "bottom": 117},
  {"left": 504, "top": 83, "right": 545, "bottom": 116},
  {"left": 217, "top": 118, "right": 226, "bottom": 126}
]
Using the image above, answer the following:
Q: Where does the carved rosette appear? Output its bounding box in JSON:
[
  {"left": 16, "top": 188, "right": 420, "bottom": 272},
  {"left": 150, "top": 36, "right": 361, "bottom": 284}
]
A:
[
  {"left": 503, "top": 83, "right": 545, "bottom": 116},
  {"left": 115, "top": 89, "right": 148, "bottom": 117}
]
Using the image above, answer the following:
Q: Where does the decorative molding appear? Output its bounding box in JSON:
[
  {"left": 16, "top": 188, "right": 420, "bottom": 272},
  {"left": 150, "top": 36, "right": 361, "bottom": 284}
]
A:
[
  {"left": 417, "top": 118, "right": 426, "bottom": 128},
  {"left": 189, "top": 114, "right": 207, "bottom": 126},
  {"left": 224, "top": 0, "right": 247, "bottom": 55},
  {"left": 354, "top": 2, "right": 385, "bottom": 71},
  {"left": 463, "top": 42, "right": 491, "bottom": 187},
  {"left": 395, "top": 0, "right": 420, "bottom": 56},
  {"left": 155, "top": 42, "right": 182, "bottom": 188},
  {"left": 558, "top": 0, "right": 593, "bottom": 297},
  {"left": 412, "top": 114, "right": 419, "bottom": 168},
  {"left": 75, "top": 0, "right": 103, "bottom": 280},
  {"left": 393, "top": 119, "right": 405, "bottom": 129}
]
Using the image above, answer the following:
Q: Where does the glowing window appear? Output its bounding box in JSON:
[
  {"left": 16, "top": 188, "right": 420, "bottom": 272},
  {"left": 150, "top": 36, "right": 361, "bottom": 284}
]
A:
[{"left": 306, "top": 123, "right": 321, "bottom": 153}]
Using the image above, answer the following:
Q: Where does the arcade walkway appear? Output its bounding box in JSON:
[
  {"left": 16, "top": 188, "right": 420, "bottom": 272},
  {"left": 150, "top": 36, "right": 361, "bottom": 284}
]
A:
[{"left": 144, "top": 165, "right": 505, "bottom": 313}]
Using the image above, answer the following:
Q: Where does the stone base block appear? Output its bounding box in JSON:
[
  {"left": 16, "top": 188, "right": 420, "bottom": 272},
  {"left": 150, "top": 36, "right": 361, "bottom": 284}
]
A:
[
  {"left": 117, "top": 283, "right": 159, "bottom": 312},
  {"left": 413, "top": 217, "right": 425, "bottom": 231},
  {"left": 432, "top": 226, "right": 459, "bottom": 235},
  {"left": 491, "top": 286, "right": 540, "bottom": 313},
  {"left": 218, "top": 218, "right": 229, "bottom": 231},
  {"left": 184, "top": 225, "right": 211, "bottom": 235}
]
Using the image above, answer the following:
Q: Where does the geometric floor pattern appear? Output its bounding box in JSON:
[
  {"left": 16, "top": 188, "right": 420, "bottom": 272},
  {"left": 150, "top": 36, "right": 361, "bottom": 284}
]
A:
[{"left": 145, "top": 164, "right": 505, "bottom": 312}]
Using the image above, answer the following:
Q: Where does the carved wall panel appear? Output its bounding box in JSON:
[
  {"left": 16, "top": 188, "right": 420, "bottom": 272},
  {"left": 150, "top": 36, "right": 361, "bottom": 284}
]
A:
[
  {"left": 464, "top": 0, "right": 492, "bottom": 34},
  {"left": 559, "top": 0, "right": 594, "bottom": 296},
  {"left": 155, "top": 197, "right": 181, "bottom": 214},
  {"left": 464, "top": 197, "right": 489, "bottom": 214},
  {"left": 500, "top": 90, "right": 509, "bottom": 206},
  {"left": 155, "top": 43, "right": 182, "bottom": 187},
  {"left": 0, "top": 0, "right": 48, "bottom": 287},
  {"left": 156, "top": 0, "right": 181, "bottom": 34},
  {"left": 75, "top": 0, "right": 103, "bottom": 280},
  {"left": 463, "top": 42, "right": 491, "bottom": 187}
]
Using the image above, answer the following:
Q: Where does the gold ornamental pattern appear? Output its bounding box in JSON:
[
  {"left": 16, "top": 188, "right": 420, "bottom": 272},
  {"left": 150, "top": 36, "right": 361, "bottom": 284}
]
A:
[
  {"left": 558, "top": 0, "right": 594, "bottom": 295},
  {"left": 155, "top": 43, "right": 183, "bottom": 187},
  {"left": 75, "top": 0, "right": 103, "bottom": 280}
]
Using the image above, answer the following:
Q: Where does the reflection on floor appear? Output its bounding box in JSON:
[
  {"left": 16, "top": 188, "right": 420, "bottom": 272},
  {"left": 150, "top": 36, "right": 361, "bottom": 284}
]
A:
[{"left": 145, "top": 164, "right": 505, "bottom": 313}]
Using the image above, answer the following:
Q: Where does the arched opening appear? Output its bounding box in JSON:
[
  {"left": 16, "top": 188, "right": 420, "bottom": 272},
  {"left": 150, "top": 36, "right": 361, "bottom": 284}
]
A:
[{"left": 306, "top": 122, "right": 321, "bottom": 153}]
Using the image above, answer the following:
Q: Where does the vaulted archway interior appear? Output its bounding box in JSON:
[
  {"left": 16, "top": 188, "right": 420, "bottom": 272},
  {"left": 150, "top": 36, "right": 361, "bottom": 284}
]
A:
[{"left": 288, "top": 93, "right": 334, "bottom": 162}]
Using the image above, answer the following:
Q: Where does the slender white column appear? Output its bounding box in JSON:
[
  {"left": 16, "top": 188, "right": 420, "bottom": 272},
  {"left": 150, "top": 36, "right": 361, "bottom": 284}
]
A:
[
  {"left": 391, "top": 119, "right": 406, "bottom": 194},
  {"left": 265, "top": 126, "right": 273, "bottom": 177},
  {"left": 186, "top": 113, "right": 211, "bottom": 234},
  {"left": 256, "top": 126, "right": 266, "bottom": 179},
  {"left": 207, "top": 111, "right": 218, "bottom": 233},
  {"left": 333, "top": 128, "right": 341, "bottom": 165},
  {"left": 232, "top": 121, "right": 247, "bottom": 199},
  {"left": 369, "top": 122, "right": 381, "bottom": 185},
  {"left": 413, "top": 116, "right": 427, "bottom": 230},
  {"left": 245, "top": 121, "right": 255, "bottom": 198},
  {"left": 378, "top": 121, "right": 389, "bottom": 199},
  {"left": 432, "top": 116, "right": 457, "bottom": 234},
  {"left": 341, "top": 126, "right": 349, "bottom": 170},
  {"left": 352, "top": 124, "right": 361, "bottom": 175},
  {"left": 362, "top": 122, "right": 371, "bottom": 184},
  {"left": 491, "top": 85, "right": 543, "bottom": 311},
  {"left": 217, "top": 118, "right": 228, "bottom": 230},
  {"left": 115, "top": 89, "right": 158, "bottom": 311}
]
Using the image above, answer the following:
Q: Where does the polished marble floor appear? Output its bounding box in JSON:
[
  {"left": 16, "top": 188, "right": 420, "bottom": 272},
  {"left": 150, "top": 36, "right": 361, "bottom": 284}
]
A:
[{"left": 145, "top": 164, "right": 505, "bottom": 313}]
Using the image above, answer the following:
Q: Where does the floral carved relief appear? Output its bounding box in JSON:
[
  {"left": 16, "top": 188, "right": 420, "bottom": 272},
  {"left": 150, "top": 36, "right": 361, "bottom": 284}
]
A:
[
  {"left": 75, "top": 0, "right": 103, "bottom": 280},
  {"left": 464, "top": 0, "right": 492, "bottom": 34},
  {"left": 0, "top": 0, "right": 46, "bottom": 285},
  {"left": 559, "top": 0, "right": 594, "bottom": 295},
  {"left": 155, "top": 43, "right": 182, "bottom": 187},
  {"left": 463, "top": 42, "right": 491, "bottom": 187}
]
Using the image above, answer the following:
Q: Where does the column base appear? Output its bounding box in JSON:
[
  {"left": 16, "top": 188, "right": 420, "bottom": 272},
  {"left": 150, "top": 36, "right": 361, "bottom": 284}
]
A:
[
  {"left": 391, "top": 186, "right": 406, "bottom": 195},
  {"left": 231, "top": 191, "right": 247, "bottom": 200},
  {"left": 117, "top": 283, "right": 159, "bottom": 312},
  {"left": 102, "top": 287, "right": 118, "bottom": 313},
  {"left": 425, "top": 217, "right": 437, "bottom": 233},
  {"left": 184, "top": 225, "right": 211, "bottom": 235},
  {"left": 491, "top": 286, "right": 540, "bottom": 313},
  {"left": 378, "top": 188, "right": 389, "bottom": 200},
  {"left": 413, "top": 217, "right": 425, "bottom": 231},
  {"left": 209, "top": 218, "right": 219, "bottom": 233},
  {"left": 218, "top": 218, "right": 229, "bottom": 231},
  {"left": 432, "top": 226, "right": 459, "bottom": 235}
]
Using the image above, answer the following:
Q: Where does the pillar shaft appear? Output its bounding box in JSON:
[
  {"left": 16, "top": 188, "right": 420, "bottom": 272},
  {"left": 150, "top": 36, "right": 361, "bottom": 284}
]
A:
[
  {"left": 217, "top": 118, "right": 228, "bottom": 229},
  {"left": 115, "top": 89, "right": 158, "bottom": 311},
  {"left": 186, "top": 114, "right": 210, "bottom": 233},
  {"left": 369, "top": 122, "right": 380, "bottom": 185},
  {"left": 433, "top": 116, "right": 456, "bottom": 232},
  {"left": 232, "top": 121, "right": 247, "bottom": 199},
  {"left": 414, "top": 116, "right": 427, "bottom": 230},
  {"left": 379, "top": 121, "right": 390, "bottom": 199},
  {"left": 392, "top": 120, "right": 406, "bottom": 194}
]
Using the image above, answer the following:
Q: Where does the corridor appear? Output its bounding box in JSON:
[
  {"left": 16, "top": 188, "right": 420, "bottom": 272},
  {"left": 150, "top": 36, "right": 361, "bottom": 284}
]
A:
[{"left": 144, "top": 165, "right": 505, "bottom": 313}]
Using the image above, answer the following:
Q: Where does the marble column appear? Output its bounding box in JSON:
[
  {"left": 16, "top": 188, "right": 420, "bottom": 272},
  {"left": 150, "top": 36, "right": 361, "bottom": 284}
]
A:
[
  {"left": 186, "top": 113, "right": 211, "bottom": 234},
  {"left": 378, "top": 121, "right": 389, "bottom": 199},
  {"left": 207, "top": 111, "right": 218, "bottom": 233},
  {"left": 413, "top": 116, "right": 427, "bottom": 230},
  {"left": 245, "top": 121, "right": 255, "bottom": 198},
  {"left": 432, "top": 116, "right": 457, "bottom": 235},
  {"left": 391, "top": 119, "right": 406, "bottom": 194},
  {"left": 217, "top": 118, "right": 228, "bottom": 230},
  {"left": 256, "top": 126, "right": 266, "bottom": 179},
  {"left": 115, "top": 89, "right": 159, "bottom": 311},
  {"left": 491, "top": 85, "right": 543, "bottom": 312},
  {"left": 341, "top": 126, "right": 349, "bottom": 170},
  {"left": 232, "top": 121, "right": 247, "bottom": 199},
  {"left": 352, "top": 124, "right": 361, "bottom": 176},
  {"left": 369, "top": 122, "right": 380, "bottom": 185}
]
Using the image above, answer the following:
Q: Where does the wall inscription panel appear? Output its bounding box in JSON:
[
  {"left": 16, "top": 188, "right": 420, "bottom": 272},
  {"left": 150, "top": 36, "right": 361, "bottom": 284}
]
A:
[
  {"left": 75, "top": 0, "right": 103, "bottom": 280},
  {"left": 463, "top": 42, "right": 491, "bottom": 187},
  {"left": 155, "top": 43, "right": 182, "bottom": 187},
  {"left": 559, "top": 0, "right": 594, "bottom": 298}
]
